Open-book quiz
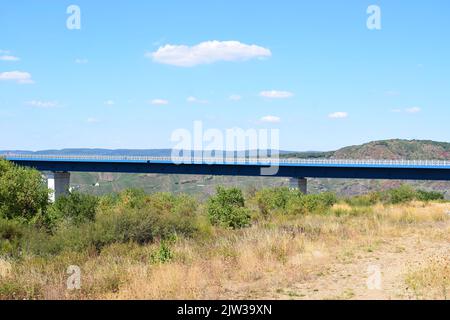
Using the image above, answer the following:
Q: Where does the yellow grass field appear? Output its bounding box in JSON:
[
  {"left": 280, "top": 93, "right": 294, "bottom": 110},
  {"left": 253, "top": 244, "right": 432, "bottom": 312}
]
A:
[{"left": 1, "top": 201, "right": 449, "bottom": 300}]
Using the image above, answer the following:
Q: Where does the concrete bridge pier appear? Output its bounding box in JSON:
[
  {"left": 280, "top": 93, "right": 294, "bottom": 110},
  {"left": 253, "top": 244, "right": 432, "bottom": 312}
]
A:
[
  {"left": 47, "top": 172, "right": 70, "bottom": 202},
  {"left": 289, "top": 177, "right": 307, "bottom": 194}
]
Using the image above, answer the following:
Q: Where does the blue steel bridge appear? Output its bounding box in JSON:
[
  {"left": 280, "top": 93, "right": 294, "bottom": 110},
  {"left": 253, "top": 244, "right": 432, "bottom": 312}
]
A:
[{"left": 2, "top": 153, "right": 450, "bottom": 200}]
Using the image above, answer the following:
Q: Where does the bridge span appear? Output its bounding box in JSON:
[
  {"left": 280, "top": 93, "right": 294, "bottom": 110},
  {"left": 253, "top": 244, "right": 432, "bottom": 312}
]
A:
[{"left": 2, "top": 154, "right": 450, "bottom": 201}]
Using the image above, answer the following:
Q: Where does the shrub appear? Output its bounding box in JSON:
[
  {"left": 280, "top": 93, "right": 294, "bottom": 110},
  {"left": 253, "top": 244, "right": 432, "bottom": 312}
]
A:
[
  {"left": 286, "top": 193, "right": 337, "bottom": 215},
  {"left": 254, "top": 187, "right": 296, "bottom": 216},
  {"left": 253, "top": 187, "right": 338, "bottom": 217},
  {"left": 117, "top": 189, "right": 147, "bottom": 209},
  {"left": 148, "top": 193, "right": 198, "bottom": 218},
  {"left": 0, "top": 218, "right": 25, "bottom": 257},
  {"left": 49, "top": 192, "right": 99, "bottom": 225},
  {"left": 385, "top": 185, "right": 417, "bottom": 204},
  {"left": 381, "top": 185, "right": 444, "bottom": 204},
  {"left": 318, "top": 192, "right": 338, "bottom": 207},
  {"left": 150, "top": 240, "right": 174, "bottom": 264},
  {"left": 345, "top": 192, "right": 381, "bottom": 207},
  {"left": 92, "top": 207, "right": 195, "bottom": 247},
  {"left": 0, "top": 160, "right": 49, "bottom": 221},
  {"left": 285, "top": 196, "right": 307, "bottom": 215},
  {"left": 0, "top": 218, "right": 53, "bottom": 257},
  {"left": 207, "top": 187, "right": 251, "bottom": 229},
  {"left": 416, "top": 190, "right": 444, "bottom": 202},
  {"left": 50, "top": 192, "right": 201, "bottom": 253},
  {"left": 346, "top": 186, "right": 445, "bottom": 206}
]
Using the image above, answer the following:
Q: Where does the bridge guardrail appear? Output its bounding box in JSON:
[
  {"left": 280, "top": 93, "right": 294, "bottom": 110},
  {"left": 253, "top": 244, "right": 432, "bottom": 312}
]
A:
[{"left": 2, "top": 153, "right": 450, "bottom": 167}]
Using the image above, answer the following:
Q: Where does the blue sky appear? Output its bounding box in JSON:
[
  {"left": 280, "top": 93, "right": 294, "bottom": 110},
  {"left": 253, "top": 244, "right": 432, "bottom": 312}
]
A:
[{"left": 0, "top": 0, "right": 449, "bottom": 151}]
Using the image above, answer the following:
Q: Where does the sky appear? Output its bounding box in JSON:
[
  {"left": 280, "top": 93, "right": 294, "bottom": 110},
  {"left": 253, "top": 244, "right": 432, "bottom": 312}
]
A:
[{"left": 0, "top": 0, "right": 449, "bottom": 151}]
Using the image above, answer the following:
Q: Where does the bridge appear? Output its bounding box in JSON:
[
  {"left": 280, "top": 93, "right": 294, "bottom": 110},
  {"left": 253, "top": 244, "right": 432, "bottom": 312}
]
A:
[{"left": 2, "top": 154, "right": 450, "bottom": 201}]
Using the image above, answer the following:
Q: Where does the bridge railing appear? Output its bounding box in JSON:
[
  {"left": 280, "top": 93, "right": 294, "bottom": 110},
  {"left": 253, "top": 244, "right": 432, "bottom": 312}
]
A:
[{"left": 2, "top": 153, "right": 450, "bottom": 167}]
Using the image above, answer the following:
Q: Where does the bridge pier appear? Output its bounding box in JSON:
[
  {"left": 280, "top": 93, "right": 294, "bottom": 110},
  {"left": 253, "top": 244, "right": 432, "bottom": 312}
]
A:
[
  {"left": 289, "top": 177, "right": 307, "bottom": 194},
  {"left": 47, "top": 172, "right": 70, "bottom": 202}
]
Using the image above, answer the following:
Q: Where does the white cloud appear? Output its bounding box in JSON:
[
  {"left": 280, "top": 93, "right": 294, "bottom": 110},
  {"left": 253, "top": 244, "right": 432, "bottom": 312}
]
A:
[
  {"left": 260, "top": 90, "right": 294, "bottom": 99},
  {"left": 260, "top": 115, "right": 281, "bottom": 123},
  {"left": 148, "top": 40, "right": 271, "bottom": 67},
  {"left": 187, "top": 96, "right": 208, "bottom": 104},
  {"left": 150, "top": 99, "right": 169, "bottom": 105},
  {"left": 328, "top": 112, "right": 348, "bottom": 119},
  {"left": 104, "top": 100, "right": 115, "bottom": 106},
  {"left": 26, "top": 100, "right": 58, "bottom": 108},
  {"left": 229, "top": 94, "right": 242, "bottom": 101},
  {"left": 405, "top": 107, "right": 421, "bottom": 113},
  {"left": 75, "top": 58, "right": 88, "bottom": 64},
  {"left": 0, "top": 55, "right": 20, "bottom": 62},
  {"left": 0, "top": 71, "right": 34, "bottom": 84}
]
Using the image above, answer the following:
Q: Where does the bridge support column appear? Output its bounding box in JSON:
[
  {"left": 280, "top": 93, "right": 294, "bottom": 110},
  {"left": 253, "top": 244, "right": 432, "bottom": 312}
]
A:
[
  {"left": 289, "top": 177, "right": 307, "bottom": 194},
  {"left": 47, "top": 172, "right": 70, "bottom": 202}
]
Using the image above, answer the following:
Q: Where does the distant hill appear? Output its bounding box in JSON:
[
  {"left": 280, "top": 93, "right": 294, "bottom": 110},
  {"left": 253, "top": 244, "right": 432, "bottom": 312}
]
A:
[
  {"left": 330, "top": 139, "right": 450, "bottom": 160},
  {"left": 0, "top": 149, "right": 294, "bottom": 157},
  {"left": 0, "top": 149, "right": 175, "bottom": 157},
  {"left": 283, "top": 139, "right": 450, "bottom": 160}
]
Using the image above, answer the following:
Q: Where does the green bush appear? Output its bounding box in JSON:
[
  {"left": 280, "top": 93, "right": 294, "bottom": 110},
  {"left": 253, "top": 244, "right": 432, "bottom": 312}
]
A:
[
  {"left": 286, "top": 193, "right": 337, "bottom": 215},
  {"left": 49, "top": 192, "right": 99, "bottom": 225},
  {"left": 345, "top": 192, "right": 381, "bottom": 207},
  {"left": 49, "top": 192, "right": 201, "bottom": 253},
  {"left": 150, "top": 240, "right": 174, "bottom": 264},
  {"left": 416, "top": 190, "right": 444, "bottom": 202},
  {"left": 92, "top": 207, "right": 196, "bottom": 247},
  {"left": 207, "top": 187, "right": 251, "bottom": 229},
  {"left": 346, "top": 186, "right": 445, "bottom": 206},
  {"left": 117, "top": 188, "right": 147, "bottom": 209},
  {"left": 254, "top": 187, "right": 297, "bottom": 216},
  {"left": 318, "top": 192, "right": 339, "bottom": 207},
  {"left": 0, "top": 217, "right": 52, "bottom": 257},
  {"left": 0, "top": 218, "right": 25, "bottom": 256},
  {"left": 0, "top": 160, "right": 49, "bottom": 221},
  {"left": 252, "top": 188, "right": 337, "bottom": 216},
  {"left": 385, "top": 185, "right": 417, "bottom": 204},
  {"left": 0, "top": 190, "right": 203, "bottom": 257}
]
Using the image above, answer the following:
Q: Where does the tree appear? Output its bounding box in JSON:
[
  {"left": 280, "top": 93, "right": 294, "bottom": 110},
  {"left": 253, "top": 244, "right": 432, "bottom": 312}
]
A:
[
  {"left": 0, "top": 159, "right": 49, "bottom": 221},
  {"left": 207, "top": 187, "right": 251, "bottom": 229},
  {"left": 49, "top": 192, "right": 99, "bottom": 225}
]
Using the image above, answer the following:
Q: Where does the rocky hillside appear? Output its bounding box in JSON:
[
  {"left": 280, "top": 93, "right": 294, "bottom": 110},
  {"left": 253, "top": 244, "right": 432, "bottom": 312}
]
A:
[{"left": 330, "top": 140, "right": 450, "bottom": 160}]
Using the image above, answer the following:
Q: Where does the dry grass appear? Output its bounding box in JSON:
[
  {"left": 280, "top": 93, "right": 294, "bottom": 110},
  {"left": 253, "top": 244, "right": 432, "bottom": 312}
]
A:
[
  {"left": 1, "top": 201, "right": 449, "bottom": 300},
  {"left": 0, "top": 258, "right": 12, "bottom": 278},
  {"left": 405, "top": 255, "right": 450, "bottom": 300}
]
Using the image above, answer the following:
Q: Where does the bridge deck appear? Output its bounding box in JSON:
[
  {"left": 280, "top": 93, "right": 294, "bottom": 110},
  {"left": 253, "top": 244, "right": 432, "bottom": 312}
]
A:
[
  {"left": 2, "top": 154, "right": 450, "bottom": 168},
  {"left": 2, "top": 154, "right": 450, "bottom": 181}
]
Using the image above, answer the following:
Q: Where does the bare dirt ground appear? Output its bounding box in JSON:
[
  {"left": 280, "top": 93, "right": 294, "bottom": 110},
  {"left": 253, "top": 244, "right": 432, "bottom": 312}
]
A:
[
  {"left": 217, "top": 218, "right": 450, "bottom": 300},
  {"left": 276, "top": 236, "right": 449, "bottom": 300}
]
